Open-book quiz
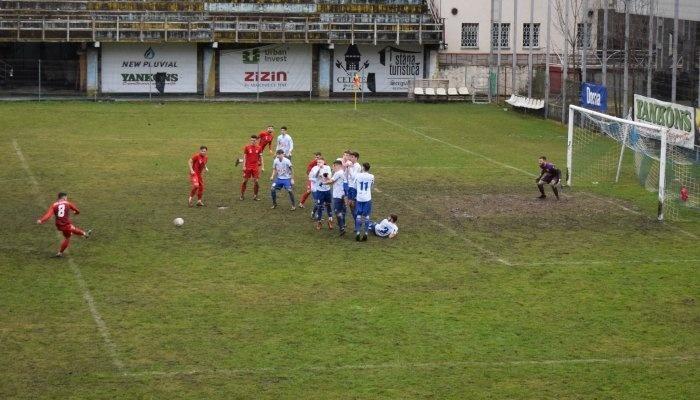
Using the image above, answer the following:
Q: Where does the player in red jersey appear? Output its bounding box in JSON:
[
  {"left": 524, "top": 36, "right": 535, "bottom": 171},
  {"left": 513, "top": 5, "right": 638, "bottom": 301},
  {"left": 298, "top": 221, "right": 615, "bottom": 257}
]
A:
[
  {"left": 37, "top": 192, "right": 91, "bottom": 257},
  {"left": 298, "top": 152, "right": 322, "bottom": 209},
  {"left": 240, "top": 135, "right": 264, "bottom": 201},
  {"left": 188, "top": 145, "right": 208, "bottom": 207},
  {"left": 258, "top": 125, "right": 275, "bottom": 155}
]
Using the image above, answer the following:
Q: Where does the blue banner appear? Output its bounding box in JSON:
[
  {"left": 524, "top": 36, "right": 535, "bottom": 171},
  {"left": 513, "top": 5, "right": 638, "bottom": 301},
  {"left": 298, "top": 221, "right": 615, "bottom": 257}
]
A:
[{"left": 580, "top": 82, "right": 607, "bottom": 112}]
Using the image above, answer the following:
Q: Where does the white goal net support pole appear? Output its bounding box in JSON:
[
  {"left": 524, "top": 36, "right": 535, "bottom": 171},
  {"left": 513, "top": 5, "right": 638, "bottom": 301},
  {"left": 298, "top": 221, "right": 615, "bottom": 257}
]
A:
[{"left": 566, "top": 105, "right": 699, "bottom": 222}]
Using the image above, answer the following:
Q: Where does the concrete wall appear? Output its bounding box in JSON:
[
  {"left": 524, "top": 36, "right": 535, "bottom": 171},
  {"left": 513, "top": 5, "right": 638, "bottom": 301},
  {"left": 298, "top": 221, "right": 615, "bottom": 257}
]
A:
[{"left": 438, "top": 63, "right": 534, "bottom": 95}]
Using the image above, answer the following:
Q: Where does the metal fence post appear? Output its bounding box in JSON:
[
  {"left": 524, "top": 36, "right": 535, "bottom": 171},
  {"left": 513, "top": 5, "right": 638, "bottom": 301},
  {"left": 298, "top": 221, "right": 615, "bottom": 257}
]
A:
[
  {"left": 647, "top": 0, "right": 654, "bottom": 97},
  {"left": 544, "top": 0, "right": 551, "bottom": 118},
  {"left": 671, "top": 0, "right": 678, "bottom": 102},
  {"left": 38, "top": 59, "right": 41, "bottom": 100},
  {"left": 562, "top": 0, "right": 569, "bottom": 123},
  {"left": 623, "top": 1, "right": 629, "bottom": 116}
]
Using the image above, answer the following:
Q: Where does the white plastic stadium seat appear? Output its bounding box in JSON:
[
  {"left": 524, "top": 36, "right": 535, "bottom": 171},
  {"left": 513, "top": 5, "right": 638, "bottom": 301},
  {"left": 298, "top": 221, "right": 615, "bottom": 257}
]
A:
[
  {"left": 458, "top": 87, "right": 470, "bottom": 96},
  {"left": 436, "top": 87, "right": 447, "bottom": 97},
  {"left": 447, "top": 87, "right": 459, "bottom": 96},
  {"left": 506, "top": 94, "right": 516, "bottom": 105},
  {"left": 425, "top": 88, "right": 436, "bottom": 96},
  {"left": 414, "top": 87, "right": 424, "bottom": 96}
]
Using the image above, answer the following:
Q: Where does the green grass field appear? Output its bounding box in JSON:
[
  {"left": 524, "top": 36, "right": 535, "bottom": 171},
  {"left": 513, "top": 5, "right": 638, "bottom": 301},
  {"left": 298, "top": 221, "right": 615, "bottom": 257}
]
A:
[{"left": 1, "top": 101, "right": 698, "bottom": 399}]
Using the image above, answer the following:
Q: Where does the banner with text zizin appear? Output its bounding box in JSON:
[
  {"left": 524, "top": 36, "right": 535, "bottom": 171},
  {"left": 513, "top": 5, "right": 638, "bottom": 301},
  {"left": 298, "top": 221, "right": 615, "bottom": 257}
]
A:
[
  {"left": 219, "top": 45, "right": 312, "bottom": 93},
  {"left": 101, "top": 43, "right": 197, "bottom": 93},
  {"left": 333, "top": 44, "right": 423, "bottom": 93},
  {"left": 634, "top": 94, "right": 696, "bottom": 149}
]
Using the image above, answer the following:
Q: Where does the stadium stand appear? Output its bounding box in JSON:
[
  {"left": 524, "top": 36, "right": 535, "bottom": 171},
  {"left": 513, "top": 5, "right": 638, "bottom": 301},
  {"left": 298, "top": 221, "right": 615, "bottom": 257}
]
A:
[{"left": 0, "top": 1, "right": 444, "bottom": 97}]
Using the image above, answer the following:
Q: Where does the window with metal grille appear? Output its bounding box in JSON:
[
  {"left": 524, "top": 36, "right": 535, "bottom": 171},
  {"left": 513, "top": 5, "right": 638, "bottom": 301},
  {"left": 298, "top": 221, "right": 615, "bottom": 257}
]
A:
[
  {"left": 522, "top": 23, "right": 540, "bottom": 48},
  {"left": 491, "top": 23, "right": 510, "bottom": 49},
  {"left": 461, "top": 23, "right": 479, "bottom": 48}
]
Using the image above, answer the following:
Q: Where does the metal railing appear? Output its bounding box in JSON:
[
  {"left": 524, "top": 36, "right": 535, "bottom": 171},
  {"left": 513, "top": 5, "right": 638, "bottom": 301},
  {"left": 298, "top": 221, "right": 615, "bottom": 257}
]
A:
[
  {"left": 0, "top": 14, "right": 443, "bottom": 44},
  {"left": 0, "top": 60, "right": 13, "bottom": 79}
]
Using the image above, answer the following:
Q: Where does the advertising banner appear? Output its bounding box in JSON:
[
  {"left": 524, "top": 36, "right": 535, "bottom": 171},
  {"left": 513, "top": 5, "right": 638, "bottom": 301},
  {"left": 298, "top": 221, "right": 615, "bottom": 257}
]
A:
[
  {"left": 634, "top": 94, "right": 696, "bottom": 149},
  {"left": 580, "top": 82, "right": 607, "bottom": 112},
  {"left": 333, "top": 44, "right": 423, "bottom": 93},
  {"left": 219, "top": 45, "right": 312, "bottom": 93},
  {"left": 101, "top": 43, "right": 197, "bottom": 93}
]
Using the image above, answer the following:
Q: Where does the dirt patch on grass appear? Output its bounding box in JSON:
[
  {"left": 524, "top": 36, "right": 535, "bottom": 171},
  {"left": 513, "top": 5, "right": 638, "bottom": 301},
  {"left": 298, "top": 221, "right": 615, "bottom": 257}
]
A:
[{"left": 445, "top": 192, "right": 636, "bottom": 220}]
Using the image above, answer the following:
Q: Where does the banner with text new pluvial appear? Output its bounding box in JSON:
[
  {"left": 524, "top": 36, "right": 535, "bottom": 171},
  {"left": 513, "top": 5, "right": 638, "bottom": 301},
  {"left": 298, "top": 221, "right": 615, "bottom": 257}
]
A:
[
  {"left": 101, "top": 43, "right": 197, "bottom": 93},
  {"left": 219, "top": 45, "right": 312, "bottom": 93},
  {"left": 333, "top": 44, "right": 423, "bottom": 93}
]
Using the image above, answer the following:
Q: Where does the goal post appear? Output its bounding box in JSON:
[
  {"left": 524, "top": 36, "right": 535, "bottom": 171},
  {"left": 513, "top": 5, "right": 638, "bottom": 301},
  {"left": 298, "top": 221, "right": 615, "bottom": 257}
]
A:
[{"left": 567, "top": 105, "right": 672, "bottom": 220}]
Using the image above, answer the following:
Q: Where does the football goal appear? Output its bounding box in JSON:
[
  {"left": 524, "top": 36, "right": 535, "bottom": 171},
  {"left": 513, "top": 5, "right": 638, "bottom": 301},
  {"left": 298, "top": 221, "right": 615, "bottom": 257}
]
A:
[{"left": 567, "top": 105, "right": 698, "bottom": 221}]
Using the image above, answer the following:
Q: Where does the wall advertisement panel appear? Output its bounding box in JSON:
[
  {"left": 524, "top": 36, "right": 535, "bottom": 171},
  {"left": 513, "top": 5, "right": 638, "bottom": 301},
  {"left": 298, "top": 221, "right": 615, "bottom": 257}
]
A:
[
  {"left": 101, "top": 43, "right": 197, "bottom": 93},
  {"left": 219, "top": 45, "right": 312, "bottom": 93},
  {"left": 333, "top": 44, "right": 423, "bottom": 93}
]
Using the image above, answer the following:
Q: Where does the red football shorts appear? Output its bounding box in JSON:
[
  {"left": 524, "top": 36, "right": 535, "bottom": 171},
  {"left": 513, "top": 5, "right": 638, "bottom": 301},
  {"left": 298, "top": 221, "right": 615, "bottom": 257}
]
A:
[
  {"left": 59, "top": 225, "right": 77, "bottom": 238},
  {"left": 243, "top": 168, "right": 260, "bottom": 179},
  {"left": 190, "top": 173, "right": 203, "bottom": 188}
]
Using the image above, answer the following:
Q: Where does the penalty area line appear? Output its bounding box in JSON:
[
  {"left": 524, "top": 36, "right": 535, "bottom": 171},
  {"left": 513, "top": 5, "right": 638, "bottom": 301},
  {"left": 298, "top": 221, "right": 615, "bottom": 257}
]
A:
[
  {"left": 379, "top": 117, "right": 537, "bottom": 178},
  {"left": 380, "top": 117, "right": 698, "bottom": 239},
  {"left": 374, "top": 188, "right": 511, "bottom": 266},
  {"left": 121, "top": 354, "right": 698, "bottom": 378},
  {"left": 11, "top": 139, "right": 124, "bottom": 371}
]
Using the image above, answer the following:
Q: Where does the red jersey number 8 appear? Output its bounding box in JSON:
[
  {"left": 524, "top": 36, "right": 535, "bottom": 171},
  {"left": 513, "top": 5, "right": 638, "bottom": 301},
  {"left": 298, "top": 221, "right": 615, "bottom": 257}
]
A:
[{"left": 57, "top": 204, "right": 66, "bottom": 217}]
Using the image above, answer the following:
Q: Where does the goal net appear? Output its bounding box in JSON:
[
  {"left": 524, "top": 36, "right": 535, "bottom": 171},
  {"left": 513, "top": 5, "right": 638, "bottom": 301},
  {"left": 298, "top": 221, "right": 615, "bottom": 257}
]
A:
[{"left": 567, "top": 105, "right": 699, "bottom": 221}]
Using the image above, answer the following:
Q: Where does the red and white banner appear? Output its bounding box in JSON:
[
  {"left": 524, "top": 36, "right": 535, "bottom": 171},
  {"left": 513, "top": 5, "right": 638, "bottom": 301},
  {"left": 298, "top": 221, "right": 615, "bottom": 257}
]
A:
[{"left": 219, "top": 45, "right": 312, "bottom": 93}]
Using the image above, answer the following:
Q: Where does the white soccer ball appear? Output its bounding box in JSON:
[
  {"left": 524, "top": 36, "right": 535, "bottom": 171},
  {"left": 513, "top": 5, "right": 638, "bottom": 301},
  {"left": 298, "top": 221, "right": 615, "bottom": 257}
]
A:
[{"left": 173, "top": 217, "right": 184, "bottom": 227}]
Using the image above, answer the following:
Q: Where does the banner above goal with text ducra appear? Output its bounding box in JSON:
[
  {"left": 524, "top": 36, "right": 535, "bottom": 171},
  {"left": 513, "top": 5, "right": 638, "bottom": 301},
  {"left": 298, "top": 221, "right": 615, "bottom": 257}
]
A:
[
  {"left": 101, "top": 43, "right": 197, "bottom": 93},
  {"left": 333, "top": 44, "right": 424, "bottom": 93},
  {"left": 219, "top": 45, "right": 312, "bottom": 93},
  {"left": 633, "top": 94, "right": 696, "bottom": 149}
]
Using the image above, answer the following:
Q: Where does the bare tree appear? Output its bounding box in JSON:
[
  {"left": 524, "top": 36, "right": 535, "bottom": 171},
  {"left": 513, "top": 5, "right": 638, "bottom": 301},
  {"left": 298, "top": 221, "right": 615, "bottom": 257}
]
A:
[{"left": 553, "top": 0, "right": 584, "bottom": 69}]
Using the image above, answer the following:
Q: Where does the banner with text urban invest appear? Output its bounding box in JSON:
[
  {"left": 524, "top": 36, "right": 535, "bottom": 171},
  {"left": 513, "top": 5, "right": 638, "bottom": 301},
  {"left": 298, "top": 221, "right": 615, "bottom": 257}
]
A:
[
  {"left": 634, "top": 94, "right": 696, "bottom": 149},
  {"left": 219, "top": 45, "right": 312, "bottom": 93},
  {"left": 333, "top": 44, "right": 423, "bottom": 93},
  {"left": 580, "top": 82, "right": 607, "bottom": 112},
  {"left": 101, "top": 43, "right": 197, "bottom": 93}
]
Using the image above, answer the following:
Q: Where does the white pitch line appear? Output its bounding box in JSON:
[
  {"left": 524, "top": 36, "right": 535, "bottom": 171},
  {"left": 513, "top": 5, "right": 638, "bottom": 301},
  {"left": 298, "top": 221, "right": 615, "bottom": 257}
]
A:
[
  {"left": 379, "top": 117, "right": 537, "bottom": 177},
  {"left": 380, "top": 117, "right": 699, "bottom": 239},
  {"left": 510, "top": 258, "right": 700, "bottom": 267},
  {"left": 11, "top": 139, "right": 124, "bottom": 371},
  {"left": 121, "top": 354, "right": 698, "bottom": 378},
  {"left": 374, "top": 188, "right": 511, "bottom": 266}
]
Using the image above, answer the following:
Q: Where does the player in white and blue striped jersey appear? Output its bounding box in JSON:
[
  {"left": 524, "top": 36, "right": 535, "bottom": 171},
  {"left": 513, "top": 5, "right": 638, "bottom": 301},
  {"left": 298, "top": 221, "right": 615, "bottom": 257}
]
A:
[
  {"left": 324, "top": 160, "right": 348, "bottom": 236},
  {"left": 309, "top": 158, "right": 333, "bottom": 230},
  {"left": 368, "top": 214, "right": 399, "bottom": 239},
  {"left": 270, "top": 150, "right": 296, "bottom": 210},
  {"left": 353, "top": 162, "right": 374, "bottom": 242}
]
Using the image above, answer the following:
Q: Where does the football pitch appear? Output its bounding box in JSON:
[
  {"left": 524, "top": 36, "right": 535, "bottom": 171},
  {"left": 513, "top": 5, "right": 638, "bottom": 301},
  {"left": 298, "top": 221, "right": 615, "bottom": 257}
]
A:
[{"left": 1, "top": 101, "right": 698, "bottom": 399}]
